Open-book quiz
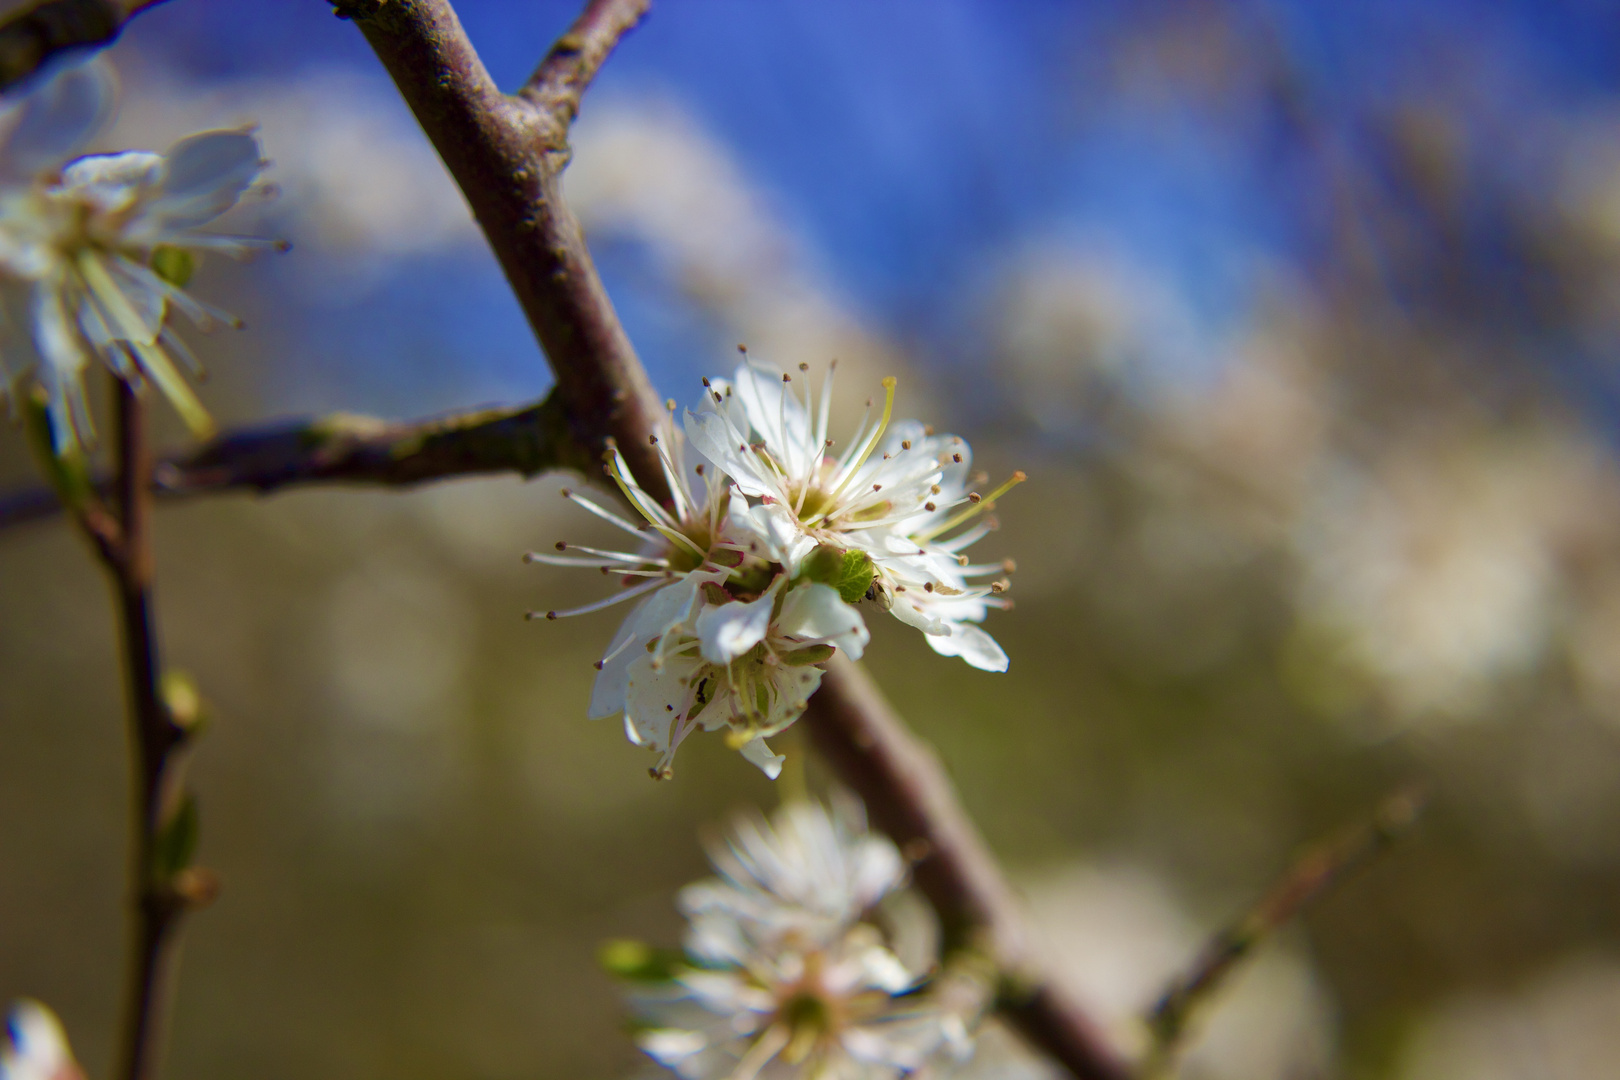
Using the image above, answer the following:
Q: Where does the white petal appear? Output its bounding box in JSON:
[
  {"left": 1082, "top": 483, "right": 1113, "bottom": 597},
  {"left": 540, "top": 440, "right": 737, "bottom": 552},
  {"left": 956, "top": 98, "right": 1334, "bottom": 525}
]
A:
[
  {"left": 637, "top": 1029, "right": 708, "bottom": 1066},
  {"left": 694, "top": 580, "right": 780, "bottom": 664},
  {"left": 142, "top": 130, "right": 263, "bottom": 231},
  {"left": 684, "top": 407, "right": 778, "bottom": 499},
  {"left": 776, "top": 582, "right": 869, "bottom": 661},
  {"left": 586, "top": 612, "right": 640, "bottom": 720},
  {"left": 738, "top": 735, "right": 784, "bottom": 779},
  {"left": 887, "top": 595, "right": 951, "bottom": 636},
  {"left": 925, "top": 622, "right": 1008, "bottom": 673},
  {"left": 3, "top": 999, "right": 74, "bottom": 1080},
  {"left": 1, "top": 62, "right": 112, "bottom": 178}
]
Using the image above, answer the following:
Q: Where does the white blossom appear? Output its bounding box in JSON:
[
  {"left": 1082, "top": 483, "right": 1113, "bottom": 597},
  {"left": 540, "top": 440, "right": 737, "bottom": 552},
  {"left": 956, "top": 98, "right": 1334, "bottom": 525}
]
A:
[
  {"left": 531, "top": 418, "right": 869, "bottom": 778},
  {"left": 627, "top": 800, "right": 971, "bottom": 1080},
  {"left": 1, "top": 1000, "right": 83, "bottom": 1080},
  {"left": 684, "top": 357, "right": 1019, "bottom": 670},
  {"left": 0, "top": 63, "right": 281, "bottom": 452}
]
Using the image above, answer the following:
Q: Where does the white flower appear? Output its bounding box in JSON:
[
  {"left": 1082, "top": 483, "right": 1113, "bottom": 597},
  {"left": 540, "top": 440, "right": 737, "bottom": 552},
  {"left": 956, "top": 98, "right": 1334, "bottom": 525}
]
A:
[
  {"left": 610, "top": 575, "right": 869, "bottom": 779},
  {"left": 1, "top": 1000, "right": 83, "bottom": 1080},
  {"left": 531, "top": 422, "right": 869, "bottom": 778},
  {"left": 684, "top": 357, "right": 1019, "bottom": 669},
  {"left": 0, "top": 64, "right": 281, "bottom": 452},
  {"left": 628, "top": 800, "right": 972, "bottom": 1080}
]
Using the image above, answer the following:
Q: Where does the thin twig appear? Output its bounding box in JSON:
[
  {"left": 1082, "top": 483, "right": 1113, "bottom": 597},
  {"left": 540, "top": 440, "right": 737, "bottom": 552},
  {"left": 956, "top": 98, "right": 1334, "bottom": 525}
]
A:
[
  {"left": 0, "top": 391, "right": 585, "bottom": 531},
  {"left": 65, "top": 379, "right": 212, "bottom": 1080},
  {"left": 333, "top": 0, "right": 668, "bottom": 504},
  {"left": 0, "top": 0, "right": 166, "bottom": 93},
  {"left": 805, "top": 656, "right": 1133, "bottom": 1080},
  {"left": 1143, "top": 788, "right": 1424, "bottom": 1077}
]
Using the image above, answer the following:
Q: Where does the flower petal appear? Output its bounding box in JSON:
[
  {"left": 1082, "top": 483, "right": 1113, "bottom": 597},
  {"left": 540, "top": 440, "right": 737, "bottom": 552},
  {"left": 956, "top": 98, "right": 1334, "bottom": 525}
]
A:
[
  {"left": 776, "top": 582, "right": 869, "bottom": 661},
  {"left": 925, "top": 622, "right": 1008, "bottom": 672}
]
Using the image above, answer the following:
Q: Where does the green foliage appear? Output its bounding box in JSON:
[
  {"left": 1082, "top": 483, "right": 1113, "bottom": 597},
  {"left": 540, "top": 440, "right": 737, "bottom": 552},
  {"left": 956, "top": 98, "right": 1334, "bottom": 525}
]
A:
[
  {"left": 598, "top": 939, "right": 686, "bottom": 983},
  {"left": 152, "top": 795, "right": 199, "bottom": 882},
  {"left": 800, "top": 544, "right": 876, "bottom": 604},
  {"left": 21, "top": 385, "right": 92, "bottom": 498},
  {"left": 150, "top": 245, "right": 195, "bottom": 289}
]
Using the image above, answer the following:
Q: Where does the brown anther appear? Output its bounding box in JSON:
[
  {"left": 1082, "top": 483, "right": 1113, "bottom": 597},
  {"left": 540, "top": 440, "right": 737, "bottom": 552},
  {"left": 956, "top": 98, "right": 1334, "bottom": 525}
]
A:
[
  {"left": 952, "top": 453, "right": 963, "bottom": 463},
  {"left": 798, "top": 362, "right": 809, "bottom": 371},
  {"left": 545, "top": 611, "right": 559, "bottom": 620},
  {"left": 738, "top": 343, "right": 749, "bottom": 354},
  {"left": 882, "top": 453, "right": 891, "bottom": 460},
  {"left": 968, "top": 493, "right": 982, "bottom": 504},
  {"left": 957, "top": 555, "right": 969, "bottom": 566},
  {"left": 666, "top": 704, "right": 674, "bottom": 711},
  {"left": 713, "top": 391, "right": 723, "bottom": 403},
  {"left": 923, "top": 425, "right": 935, "bottom": 436},
  {"left": 931, "top": 484, "right": 941, "bottom": 494},
  {"left": 695, "top": 463, "right": 706, "bottom": 475},
  {"left": 560, "top": 487, "right": 573, "bottom": 497},
  {"left": 901, "top": 440, "right": 912, "bottom": 450},
  {"left": 782, "top": 373, "right": 791, "bottom": 383},
  {"left": 895, "top": 586, "right": 907, "bottom": 593},
  {"left": 702, "top": 376, "right": 712, "bottom": 386},
  {"left": 925, "top": 502, "right": 937, "bottom": 512},
  {"left": 872, "top": 484, "right": 883, "bottom": 492},
  {"left": 649, "top": 434, "right": 659, "bottom": 445},
  {"left": 1002, "top": 559, "right": 1017, "bottom": 573},
  {"left": 924, "top": 581, "right": 935, "bottom": 592},
  {"left": 866, "top": 398, "right": 873, "bottom": 407},
  {"left": 991, "top": 580, "right": 1009, "bottom": 594},
  {"left": 555, "top": 541, "right": 568, "bottom": 550},
  {"left": 600, "top": 566, "right": 611, "bottom": 575},
  {"left": 593, "top": 659, "right": 605, "bottom": 670},
  {"left": 901, "top": 837, "right": 933, "bottom": 863}
]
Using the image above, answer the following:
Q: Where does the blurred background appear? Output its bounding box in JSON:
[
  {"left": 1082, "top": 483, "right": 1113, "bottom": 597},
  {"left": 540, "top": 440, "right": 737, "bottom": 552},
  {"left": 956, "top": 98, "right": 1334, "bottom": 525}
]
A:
[{"left": 5, "top": 1, "right": 1620, "bottom": 1077}]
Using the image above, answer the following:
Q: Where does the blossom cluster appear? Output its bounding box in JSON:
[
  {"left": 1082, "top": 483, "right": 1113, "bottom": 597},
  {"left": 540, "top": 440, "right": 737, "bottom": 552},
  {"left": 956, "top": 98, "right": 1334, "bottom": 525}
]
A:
[
  {"left": 611, "top": 799, "right": 974, "bottom": 1080},
  {"left": 532, "top": 357, "right": 1022, "bottom": 778},
  {"left": 0, "top": 64, "right": 279, "bottom": 453}
]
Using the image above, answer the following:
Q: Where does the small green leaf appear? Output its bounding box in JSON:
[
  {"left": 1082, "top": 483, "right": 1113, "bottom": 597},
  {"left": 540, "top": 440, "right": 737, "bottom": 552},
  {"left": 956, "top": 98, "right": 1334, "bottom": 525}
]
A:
[
  {"left": 150, "top": 246, "right": 195, "bottom": 288},
  {"left": 599, "top": 939, "right": 686, "bottom": 983},
  {"left": 153, "top": 795, "right": 199, "bottom": 881},
  {"left": 784, "top": 644, "right": 835, "bottom": 666},
  {"left": 21, "top": 385, "right": 92, "bottom": 504},
  {"left": 161, "top": 671, "right": 210, "bottom": 735},
  {"left": 799, "top": 544, "right": 876, "bottom": 605}
]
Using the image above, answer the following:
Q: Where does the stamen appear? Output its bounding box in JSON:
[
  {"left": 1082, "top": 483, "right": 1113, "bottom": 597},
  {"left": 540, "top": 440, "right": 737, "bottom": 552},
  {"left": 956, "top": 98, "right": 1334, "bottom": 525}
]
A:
[
  {"left": 562, "top": 488, "right": 647, "bottom": 539},
  {"left": 534, "top": 576, "right": 667, "bottom": 620},
  {"left": 913, "top": 471, "right": 1025, "bottom": 543}
]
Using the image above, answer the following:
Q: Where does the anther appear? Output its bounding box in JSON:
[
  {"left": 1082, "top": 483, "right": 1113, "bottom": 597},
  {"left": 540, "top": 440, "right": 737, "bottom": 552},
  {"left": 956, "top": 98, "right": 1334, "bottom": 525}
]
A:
[
  {"left": 649, "top": 434, "right": 659, "bottom": 445},
  {"left": 666, "top": 399, "right": 677, "bottom": 411},
  {"left": 866, "top": 398, "right": 873, "bottom": 407},
  {"left": 560, "top": 487, "right": 573, "bottom": 497},
  {"left": 924, "top": 581, "right": 935, "bottom": 592},
  {"left": 1003, "top": 558, "right": 1017, "bottom": 573},
  {"left": 895, "top": 586, "right": 907, "bottom": 593},
  {"left": 872, "top": 484, "right": 883, "bottom": 492},
  {"left": 545, "top": 611, "right": 559, "bottom": 620},
  {"left": 972, "top": 471, "right": 989, "bottom": 486},
  {"left": 901, "top": 440, "right": 912, "bottom": 450},
  {"left": 782, "top": 373, "right": 791, "bottom": 383},
  {"left": 798, "top": 362, "right": 809, "bottom": 371},
  {"left": 952, "top": 453, "right": 963, "bottom": 463},
  {"left": 925, "top": 502, "right": 936, "bottom": 512},
  {"left": 738, "top": 344, "right": 749, "bottom": 354},
  {"left": 713, "top": 391, "right": 723, "bottom": 403},
  {"left": 695, "top": 463, "right": 706, "bottom": 475},
  {"left": 931, "top": 484, "right": 941, "bottom": 494},
  {"left": 702, "top": 377, "right": 712, "bottom": 387},
  {"left": 555, "top": 541, "right": 568, "bottom": 550},
  {"left": 924, "top": 425, "right": 935, "bottom": 436},
  {"left": 991, "top": 579, "right": 1010, "bottom": 594},
  {"left": 968, "top": 493, "right": 982, "bottom": 504}
]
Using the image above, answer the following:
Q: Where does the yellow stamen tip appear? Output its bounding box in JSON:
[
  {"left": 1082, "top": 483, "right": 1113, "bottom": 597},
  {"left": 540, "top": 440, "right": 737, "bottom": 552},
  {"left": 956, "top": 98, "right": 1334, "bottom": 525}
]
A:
[{"left": 881, "top": 376, "right": 897, "bottom": 389}]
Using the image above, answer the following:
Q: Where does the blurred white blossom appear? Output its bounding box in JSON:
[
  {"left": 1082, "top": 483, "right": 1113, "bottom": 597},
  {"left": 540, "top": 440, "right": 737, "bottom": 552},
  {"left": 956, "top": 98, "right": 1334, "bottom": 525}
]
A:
[
  {"left": 0, "top": 63, "right": 280, "bottom": 451},
  {"left": 623, "top": 800, "right": 972, "bottom": 1080},
  {"left": 1, "top": 1000, "right": 82, "bottom": 1080}
]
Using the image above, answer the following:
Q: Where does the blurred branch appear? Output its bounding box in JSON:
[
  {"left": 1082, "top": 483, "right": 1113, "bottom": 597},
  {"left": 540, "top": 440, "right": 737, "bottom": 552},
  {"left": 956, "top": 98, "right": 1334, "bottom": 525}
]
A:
[
  {"left": 1142, "top": 788, "right": 1425, "bottom": 1077},
  {"left": 331, "top": 0, "right": 670, "bottom": 504},
  {"left": 0, "top": 0, "right": 166, "bottom": 93},
  {"left": 0, "top": 391, "right": 589, "bottom": 529},
  {"left": 806, "top": 656, "right": 1132, "bottom": 1080},
  {"left": 52, "top": 379, "right": 214, "bottom": 1080}
]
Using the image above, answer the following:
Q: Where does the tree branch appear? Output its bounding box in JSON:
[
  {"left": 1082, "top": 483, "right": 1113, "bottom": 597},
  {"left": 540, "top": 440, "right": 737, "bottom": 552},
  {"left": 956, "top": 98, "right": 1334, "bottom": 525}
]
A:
[
  {"left": 1143, "top": 788, "right": 1424, "bottom": 1076},
  {"left": 805, "top": 656, "right": 1132, "bottom": 1080},
  {"left": 332, "top": 0, "right": 668, "bottom": 503},
  {"left": 0, "top": 390, "right": 586, "bottom": 530},
  {"left": 0, "top": 0, "right": 166, "bottom": 93}
]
